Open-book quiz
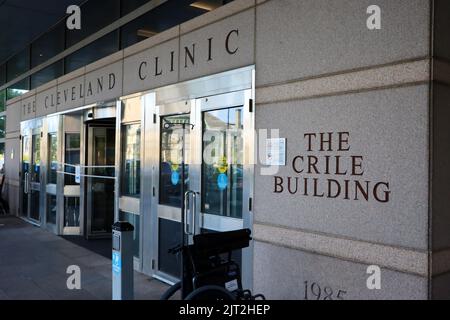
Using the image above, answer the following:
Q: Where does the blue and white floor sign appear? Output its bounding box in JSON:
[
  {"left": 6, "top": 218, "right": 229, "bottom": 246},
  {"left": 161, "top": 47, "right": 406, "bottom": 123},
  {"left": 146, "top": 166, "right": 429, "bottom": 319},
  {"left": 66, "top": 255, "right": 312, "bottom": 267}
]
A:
[
  {"left": 112, "top": 251, "right": 121, "bottom": 274},
  {"left": 171, "top": 171, "right": 180, "bottom": 185},
  {"left": 217, "top": 173, "right": 228, "bottom": 190}
]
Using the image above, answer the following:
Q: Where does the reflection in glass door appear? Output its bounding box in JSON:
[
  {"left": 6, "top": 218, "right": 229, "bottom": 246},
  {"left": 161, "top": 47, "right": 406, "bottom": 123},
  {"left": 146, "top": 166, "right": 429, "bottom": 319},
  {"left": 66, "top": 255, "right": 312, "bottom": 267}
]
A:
[
  {"left": 160, "top": 114, "right": 191, "bottom": 207},
  {"left": 157, "top": 112, "right": 191, "bottom": 279},
  {"left": 202, "top": 107, "right": 244, "bottom": 219},
  {"left": 63, "top": 132, "right": 81, "bottom": 234},
  {"left": 189, "top": 90, "right": 253, "bottom": 289},
  {"left": 153, "top": 90, "right": 254, "bottom": 286},
  {"left": 29, "top": 132, "right": 41, "bottom": 221},
  {"left": 86, "top": 125, "right": 115, "bottom": 237},
  {"left": 21, "top": 134, "right": 30, "bottom": 218},
  {"left": 44, "top": 115, "right": 60, "bottom": 231},
  {"left": 117, "top": 96, "right": 144, "bottom": 271},
  {"left": 46, "top": 132, "right": 58, "bottom": 225},
  {"left": 119, "top": 121, "right": 141, "bottom": 262},
  {"left": 21, "top": 121, "right": 43, "bottom": 223}
]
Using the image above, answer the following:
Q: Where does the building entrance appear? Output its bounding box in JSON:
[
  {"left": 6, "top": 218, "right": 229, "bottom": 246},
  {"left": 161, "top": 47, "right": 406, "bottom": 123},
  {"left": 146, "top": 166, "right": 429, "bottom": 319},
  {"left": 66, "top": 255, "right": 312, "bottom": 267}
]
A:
[
  {"left": 151, "top": 89, "right": 254, "bottom": 289},
  {"left": 20, "top": 119, "right": 43, "bottom": 224},
  {"left": 85, "top": 120, "right": 116, "bottom": 238}
]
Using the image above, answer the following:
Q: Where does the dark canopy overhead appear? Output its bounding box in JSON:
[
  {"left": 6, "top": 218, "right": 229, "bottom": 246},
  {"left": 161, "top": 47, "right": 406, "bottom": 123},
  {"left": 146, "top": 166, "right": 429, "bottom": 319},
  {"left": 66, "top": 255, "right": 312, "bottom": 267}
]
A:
[{"left": 0, "top": 0, "right": 84, "bottom": 65}]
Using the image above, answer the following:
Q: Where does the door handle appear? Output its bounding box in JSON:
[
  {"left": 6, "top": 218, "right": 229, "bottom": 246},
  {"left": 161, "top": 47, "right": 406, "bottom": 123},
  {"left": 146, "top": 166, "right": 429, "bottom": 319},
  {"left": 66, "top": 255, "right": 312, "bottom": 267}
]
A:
[
  {"left": 184, "top": 191, "right": 192, "bottom": 235},
  {"left": 184, "top": 190, "right": 198, "bottom": 235},
  {"left": 191, "top": 191, "right": 197, "bottom": 235},
  {"left": 24, "top": 172, "right": 29, "bottom": 194}
]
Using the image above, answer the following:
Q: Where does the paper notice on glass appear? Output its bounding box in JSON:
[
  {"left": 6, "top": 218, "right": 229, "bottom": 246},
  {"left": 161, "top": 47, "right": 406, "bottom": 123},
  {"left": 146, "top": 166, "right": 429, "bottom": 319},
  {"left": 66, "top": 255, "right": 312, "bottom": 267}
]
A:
[
  {"left": 75, "top": 165, "right": 81, "bottom": 184},
  {"left": 265, "top": 138, "right": 286, "bottom": 166}
]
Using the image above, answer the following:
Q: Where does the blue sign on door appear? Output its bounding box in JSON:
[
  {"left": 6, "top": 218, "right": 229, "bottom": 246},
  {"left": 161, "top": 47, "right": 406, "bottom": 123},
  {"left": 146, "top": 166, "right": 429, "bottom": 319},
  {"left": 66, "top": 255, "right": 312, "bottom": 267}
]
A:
[
  {"left": 171, "top": 171, "right": 180, "bottom": 186},
  {"left": 217, "top": 173, "right": 228, "bottom": 190}
]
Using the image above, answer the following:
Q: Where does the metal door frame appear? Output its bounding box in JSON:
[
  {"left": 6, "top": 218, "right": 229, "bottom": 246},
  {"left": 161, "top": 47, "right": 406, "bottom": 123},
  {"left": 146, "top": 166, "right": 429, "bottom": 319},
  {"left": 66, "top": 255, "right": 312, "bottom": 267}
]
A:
[
  {"left": 149, "top": 99, "right": 194, "bottom": 284},
  {"left": 19, "top": 122, "right": 32, "bottom": 223},
  {"left": 192, "top": 89, "right": 254, "bottom": 291},
  {"left": 146, "top": 66, "right": 255, "bottom": 288},
  {"left": 114, "top": 97, "right": 145, "bottom": 272},
  {"left": 20, "top": 118, "right": 44, "bottom": 225},
  {"left": 192, "top": 89, "right": 252, "bottom": 229},
  {"left": 59, "top": 113, "right": 83, "bottom": 236},
  {"left": 85, "top": 123, "right": 116, "bottom": 238},
  {"left": 42, "top": 115, "right": 61, "bottom": 234}
]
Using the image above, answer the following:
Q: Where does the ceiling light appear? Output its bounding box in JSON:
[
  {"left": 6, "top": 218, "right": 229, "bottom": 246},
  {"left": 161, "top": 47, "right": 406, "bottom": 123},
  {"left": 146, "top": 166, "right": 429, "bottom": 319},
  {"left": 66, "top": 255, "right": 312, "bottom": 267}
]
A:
[
  {"left": 190, "top": 1, "right": 222, "bottom": 11},
  {"left": 137, "top": 29, "right": 157, "bottom": 38}
]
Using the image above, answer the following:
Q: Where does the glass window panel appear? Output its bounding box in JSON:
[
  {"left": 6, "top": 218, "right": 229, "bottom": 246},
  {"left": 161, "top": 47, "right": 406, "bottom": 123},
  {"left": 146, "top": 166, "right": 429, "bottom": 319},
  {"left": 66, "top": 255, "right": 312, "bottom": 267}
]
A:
[
  {"left": 64, "top": 197, "right": 80, "bottom": 227},
  {"left": 63, "top": 123, "right": 81, "bottom": 226},
  {"left": 31, "top": 23, "right": 65, "bottom": 68},
  {"left": 121, "top": 0, "right": 235, "bottom": 17},
  {"left": 46, "top": 194, "right": 57, "bottom": 224},
  {"left": 120, "top": 0, "right": 208, "bottom": 48},
  {"left": 32, "top": 134, "right": 41, "bottom": 183},
  {"left": 65, "top": 133, "right": 80, "bottom": 185},
  {"left": 66, "top": 0, "right": 120, "bottom": 47},
  {"left": 22, "top": 135, "right": 30, "bottom": 216},
  {"left": 48, "top": 133, "right": 58, "bottom": 184},
  {"left": 159, "top": 114, "right": 191, "bottom": 207},
  {"left": 0, "top": 64, "right": 6, "bottom": 86},
  {"left": 30, "top": 190, "right": 40, "bottom": 221},
  {"left": 65, "top": 31, "right": 119, "bottom": 73},
  {"left": 0, "top": 142, "right": 4, "bottom": 172},
  {"left": 7, "top": 48, "right": 30, "bottom": 82},
  {"left": 121, "top": 124, "right": 141, "bottom": 197},
  {"left": 88, "top": 127, "right": 115, "bottom": 234},
  {"left": 0, "top": 116, "right": 5, "bottom": 139},
  {"left": 31, "top": 61, "right": 63, "bottom": 89},
  {"left": 119, "top": 211, "right": 140, "bottom": 258},
  {"left": 0, "top": 90, "right": 5, "bottom": 113},
  {"left": 7, "top": 78, "right": 29, "bottom": 100},
  {"left": 201, "top": 107, "right": 243, "bottom": 218},
  {"left": 121, "top": 0, "right": 151, "bottom": 15}
]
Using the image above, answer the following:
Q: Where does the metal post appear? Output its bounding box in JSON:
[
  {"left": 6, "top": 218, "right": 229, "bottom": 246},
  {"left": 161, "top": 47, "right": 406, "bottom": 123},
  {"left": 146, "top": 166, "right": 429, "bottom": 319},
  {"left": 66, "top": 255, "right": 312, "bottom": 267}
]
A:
[{"left": 112, "top": 221, "right": 134, "bottom": 300}]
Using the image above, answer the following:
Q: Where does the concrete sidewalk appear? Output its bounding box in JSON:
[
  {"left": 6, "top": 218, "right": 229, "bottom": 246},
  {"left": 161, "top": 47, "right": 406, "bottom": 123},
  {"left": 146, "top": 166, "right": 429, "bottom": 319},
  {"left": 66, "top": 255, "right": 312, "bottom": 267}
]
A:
[{"left": 0, "top": 216, "right": 169, "bottom": 300}]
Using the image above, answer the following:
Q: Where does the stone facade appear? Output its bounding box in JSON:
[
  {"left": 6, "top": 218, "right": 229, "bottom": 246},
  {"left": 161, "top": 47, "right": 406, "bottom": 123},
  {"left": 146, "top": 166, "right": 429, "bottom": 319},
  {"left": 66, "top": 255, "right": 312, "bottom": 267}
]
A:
[{"left": 4, "top": 0, "right": 450, "bottom": 299}]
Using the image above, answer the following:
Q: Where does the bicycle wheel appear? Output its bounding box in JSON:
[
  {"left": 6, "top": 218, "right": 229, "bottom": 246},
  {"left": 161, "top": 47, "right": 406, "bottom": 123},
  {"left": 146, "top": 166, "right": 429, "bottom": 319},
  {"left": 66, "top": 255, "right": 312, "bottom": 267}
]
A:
[
  {"left": 160, "top": 281, "right": 182, "bottom": 300},
  {"left": 185, "top": 285, "right": 236, "bottom": 301}
]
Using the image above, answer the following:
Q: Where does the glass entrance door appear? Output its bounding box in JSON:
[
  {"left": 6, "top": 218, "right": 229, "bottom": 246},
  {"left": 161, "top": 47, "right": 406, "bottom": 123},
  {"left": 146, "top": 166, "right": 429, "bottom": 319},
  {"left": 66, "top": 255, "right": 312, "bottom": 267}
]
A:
[
  {"left": 117, "top": 96, "right": 143, "bottom": 271},
  {"left": 45, "top": 115, "right": 60, "bottom": 232},
  {"left": 86, "top": 124, "right": 116, "bottom": 238},
  {"left": 21, "top": 121, "right": 43, "bottom": 223},
  {"left": 153, "top": 90, "right": 254, "bottom": 286},
  {"left": 154, "top": 101, "right": 192, "bottom": 281},
  {"left": 46, "top": 132, "right": 58, "bottom": 226},
  {"left": 21, "top": 132, "right": 31, "bottom": 218},
  {"left": 29, "top": 132, "right": 42, "bottom": 221},
  {"left": 61, "top": 114, "right": 82, "bottom": 235},
  {"left": 199, "top": 106, "right": 244, "bottom": 224},
  {"left": 189, "top": 91, "right": 253, "bottom": 284}
]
